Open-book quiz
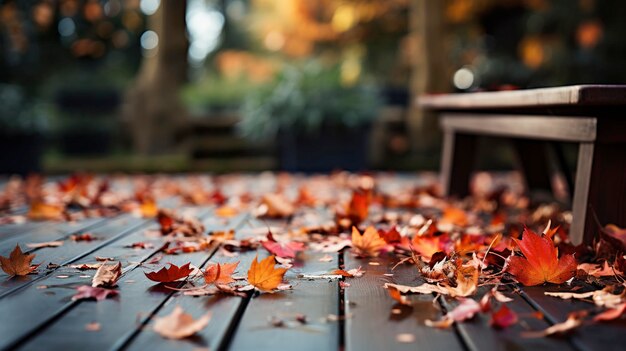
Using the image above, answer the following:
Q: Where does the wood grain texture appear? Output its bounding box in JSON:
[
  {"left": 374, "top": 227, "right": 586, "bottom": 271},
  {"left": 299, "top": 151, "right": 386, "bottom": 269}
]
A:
[
  {"left": 227, "top": 251, "right": 339, "bottom": 351},
  {"left": 441, "top": 114, "right": 596, "bottom": 142},
  {"left": 522, "top": 286, "right": 620, "bottom": 351},
  {"left": 440, "top": 286, "right": 575, "bottom": 351},
  {"left": 344, "top": 252, "right": 464, "bottom": 351},
  {"left": 0, "top": 214, "right": 151, "bottom": 298},
  {"left": 11, "top": 209, "right": 225, "bottom": 351},
  {"left": 419, "top": 85, "right": 626, "bottom": 110}
]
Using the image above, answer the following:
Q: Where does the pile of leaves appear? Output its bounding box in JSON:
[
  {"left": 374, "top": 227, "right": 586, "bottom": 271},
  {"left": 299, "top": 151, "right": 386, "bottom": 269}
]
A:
[{"left": 2, "top": 172, "right": 626, "bottom": 340}]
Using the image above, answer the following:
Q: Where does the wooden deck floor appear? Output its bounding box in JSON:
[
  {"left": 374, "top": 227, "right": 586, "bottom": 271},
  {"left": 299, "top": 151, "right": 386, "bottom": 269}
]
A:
[{"left": 0, "top": 174, "right": 623, "bottom": 351}]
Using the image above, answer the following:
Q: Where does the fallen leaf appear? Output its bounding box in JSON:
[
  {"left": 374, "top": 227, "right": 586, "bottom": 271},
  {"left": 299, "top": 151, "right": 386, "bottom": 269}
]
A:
[
  {"left": 594, "top": 303, "right": 626, "bottom": 322},
  {"left": 380, "top": 226, "right": 402, "bottom": 244},
  {"left": 507, "top": 228, "right": 576, "bottom": 286},
  {"left": 387, "top": 284, "right": 411, "bottom": 306},
  {"left": 139, "top": 196, "right": 158, "bottom": 218},
  {"left": 71, "top": 233, "right": 97, "bottom": 241},
  {"left": 351, "top": 226, "right": 387, "bottom": 258},
  {"left": 261, "top": 231, "right": 304, "bottom": 258},
  {"left": 384, "top": 282, "right": 448, "bottom": 295},
  {"left": 523, "top": 312, "right": 585, "bottom": 337},
  {"left": 259, "top": 193, "right": 295, "bottom": 218},
  {"left": 92, "top": 261, "right": 122, "bottom": 288},
  {"left": 0, "top": 245, "right": 37, "bottom": 276},
  {"left": 247, "top": 255, "right": 287, "bottom": 292},
  {"left": 318, "top": 254, "right": 333, "bottom": 262},
  {"left": 26, "top": 241, "right": 64, "bottom": 249},
  {"left": 490, "top": 305, "right": 518, "bottom": 329},
  {"left": 396, "top": 333, "right": 415, "bottom": 343},
  {"left": 70, "top": 263, "right": 102, "bottom": 270},
  {"left": 145, "top": 263, "right": 194, "bottom": 283},
  {"left": 72, "top": 285, "right": 119, "bottom": 301},
  {"left": 204, "top": 261, "right": 239, "bottom": 285},
  {"left": 215, "top": 206, "right": 238, "bottom": 218},
  {"left": 27, "top": 201, "right": 65, "bottom": 221},
  {"left": 153, "top": 306, "right": 211, "bottom": 339},
  {"left": 347, "top": 190, "right": 370, "bottom": 224},
  {"left": 85, "top": 322, "right": 101, "bottom": 332}
]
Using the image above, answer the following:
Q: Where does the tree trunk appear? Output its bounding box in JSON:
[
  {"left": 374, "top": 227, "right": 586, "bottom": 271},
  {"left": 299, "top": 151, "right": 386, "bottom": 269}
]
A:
[{"left": 124, "top": 0, "right": 188, "bottom": 155}]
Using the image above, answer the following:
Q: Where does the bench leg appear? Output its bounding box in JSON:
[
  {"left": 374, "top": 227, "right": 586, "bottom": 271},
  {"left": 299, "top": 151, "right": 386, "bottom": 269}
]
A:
[
  {"left": 582, "top": 142, "right": 626, "bottom": 244},
  {"left": 570, "top": 142, "right": 594, "bottom": 245},
  {"left": 440, "top": 131, "right": 477, "bottom": 197}
]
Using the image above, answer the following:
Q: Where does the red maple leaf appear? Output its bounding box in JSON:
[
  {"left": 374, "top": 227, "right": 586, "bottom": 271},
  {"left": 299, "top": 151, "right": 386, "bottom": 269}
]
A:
[
  {"left": 145, "top": 263, "right": 194, "bottom": 283},
  {"left": 380, "top": 226, "right": 402, "bottom": 244},
  {"left": 261, "top": 231, "right": 304, "bottom": 258},
  {"left": 490, "top": 305, "right": 518, "bottom": 329},
  {"left": 72, "top": 285, "right": 119, "bottom": 301},
  {"left": 506, "top": 228, "right": 576, "bottom": 286}
]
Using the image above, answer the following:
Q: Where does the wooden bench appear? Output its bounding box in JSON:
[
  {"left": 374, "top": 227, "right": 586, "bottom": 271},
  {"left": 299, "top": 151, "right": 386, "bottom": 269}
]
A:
[{"left": 420, "top": 85, "right": 626, "bottom": 245}]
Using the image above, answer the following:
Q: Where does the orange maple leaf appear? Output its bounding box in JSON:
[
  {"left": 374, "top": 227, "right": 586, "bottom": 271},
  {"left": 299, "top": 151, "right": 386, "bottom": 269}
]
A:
[
  {"left": 0, "top": 244, "right": 37, "bottom": 276},
  {"left": 351, "top": 226, "right": 387, "bottom": 257},
  {"left": 247, "top": 255, "right": 287, "bottom": 292},
  {"left": 204, "top": 261, "right": 239, "bottom": 285},
  {"left": 27, "top": 200, "right": 65, "bottom": 221},
  {"left": 347, "top": 190, "right": 370, "bottom": 224},
  {"left": 507, "top": 228, "right": 576, "bottom": 286}
]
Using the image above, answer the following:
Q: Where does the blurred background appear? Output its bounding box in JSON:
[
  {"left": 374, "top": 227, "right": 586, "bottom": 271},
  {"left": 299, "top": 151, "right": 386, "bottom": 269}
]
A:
[{"left": 1, "top": 0, "right": 625, "bottom": 175}]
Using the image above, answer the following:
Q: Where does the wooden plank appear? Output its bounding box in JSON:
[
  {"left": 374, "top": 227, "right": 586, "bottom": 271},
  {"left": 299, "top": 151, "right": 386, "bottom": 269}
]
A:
[
  {"left": 226, "top": 250, "right": 339, "bottom": 351},
  {"left": 344, "top": 253, "right": 464, "bottom": 351},
  {"left": 441, "top": 114, "right": 597, "bottom": 143},
  {"left": 0, "top": 209, "right": 221, "bottom": 350},
  {"left": 0, "top": 214, "right": 151, "bottom": 298},
  {"left": 521, "top": 286, "right": 620, "bottom": 351},
  {"left": 0, "top": 217, "right": 106, "bottom": 251},
  {"left": 11, "top": 212, "right": 242, "bottom": 350},
  {"left": 419, "top": 85, "right": 626, "bottom": 110},
  {"left": 121, "top": 253, "right": 253, "bottom": 351},
  {"left": 439, "top": 286, "right": 575, "bottom": 351}
]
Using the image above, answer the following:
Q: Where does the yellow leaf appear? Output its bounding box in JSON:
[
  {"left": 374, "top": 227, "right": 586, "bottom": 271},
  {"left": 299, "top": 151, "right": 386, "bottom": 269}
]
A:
[
  {"left": 351, "top": 226, "right": 386, "bottom": 257},
  {"left": 247, "top": 255, "right": 287, "bottom": 292}
]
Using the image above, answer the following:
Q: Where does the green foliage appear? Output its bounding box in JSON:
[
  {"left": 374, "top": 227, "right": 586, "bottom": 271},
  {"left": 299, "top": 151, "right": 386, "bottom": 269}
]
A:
[
  {"left": 0, "top": 84, "right": 49, "bottom": 135},
  {"left": 238, "top": 63, "right": 382, "bottom": 141},
  {"left": 181, "top": 75, "right": 262, "bottom": 113}
]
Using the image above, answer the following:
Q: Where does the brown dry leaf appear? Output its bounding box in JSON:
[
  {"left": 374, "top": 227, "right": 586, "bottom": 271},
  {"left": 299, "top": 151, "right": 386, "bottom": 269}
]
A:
[
  {"left": 351, "top": 226, "right": 387, "bottom": 258},
  {"left": 0, "top": 245, "right": 37, "bottom": 276},
  {"left": 247, "top": 255, "right": 287, "bottom": 292},
  {"left": 594, "top": 303, "right": 626, "bottom": 322},
  {"left": 153, "top": 306, "right": 211, "bottom": 339},
  {"left": 26, "top": 241, "right": 64, "bottom": 249},
  {"left": 545, "top": 289, "right": 623, "bottom": 308},
  {"left": 259, "top": 193, "right": 295, "bottom": 218},
  {"left": 384, "top": 282, "right": 448, "bottom": 295},
  {"left": 523, "top": 312, "right": 585, "bottom": 337},
  {"left": 446, "top": 264, "right": 478, "bottom": 297},
  {"left": 92, "top": 261, "right": 122, "bottom": 288}
]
